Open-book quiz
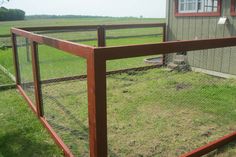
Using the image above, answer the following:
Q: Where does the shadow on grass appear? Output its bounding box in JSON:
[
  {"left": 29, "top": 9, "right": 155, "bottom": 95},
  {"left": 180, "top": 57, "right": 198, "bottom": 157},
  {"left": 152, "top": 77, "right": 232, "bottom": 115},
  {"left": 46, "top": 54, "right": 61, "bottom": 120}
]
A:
[
  {"left": 0, "top": 130, "right": 62, "bottom": 157},
  {"left": 206, "top": 141, "right": 236, "bottom": 157}
]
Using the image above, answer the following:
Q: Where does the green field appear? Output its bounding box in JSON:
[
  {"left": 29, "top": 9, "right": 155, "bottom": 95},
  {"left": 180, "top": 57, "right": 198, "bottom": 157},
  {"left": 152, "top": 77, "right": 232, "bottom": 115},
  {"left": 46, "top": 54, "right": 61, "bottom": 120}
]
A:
[
  {"left": 0, "top": 17, "right": 164, "bottom": 81},
  {"left": 0, "top": 17, "right": 164, "bottom": 35}
]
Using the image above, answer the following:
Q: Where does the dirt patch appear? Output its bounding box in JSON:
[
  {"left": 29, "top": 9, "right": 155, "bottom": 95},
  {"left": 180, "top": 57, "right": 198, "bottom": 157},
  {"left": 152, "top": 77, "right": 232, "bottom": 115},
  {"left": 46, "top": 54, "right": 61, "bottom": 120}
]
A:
[{"left": 176, "top": 82, "right": 192, "bottom": 91}]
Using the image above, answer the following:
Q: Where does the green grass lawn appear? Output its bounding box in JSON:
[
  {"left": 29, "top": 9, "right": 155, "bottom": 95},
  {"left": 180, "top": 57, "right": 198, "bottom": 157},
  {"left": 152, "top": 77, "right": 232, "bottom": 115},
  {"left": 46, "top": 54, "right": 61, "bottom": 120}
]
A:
[
  {"left": 0, "top": 70, "right": 12, "bottom": 85},
  {"left": 0, "top": 74, "right": 62, "bottom": 157},
  {"left": 1, "top": 66, "right": 236, "bottom": 156},
  {"left": 35, "top": 68, "right": 236, "bottom": 157}
]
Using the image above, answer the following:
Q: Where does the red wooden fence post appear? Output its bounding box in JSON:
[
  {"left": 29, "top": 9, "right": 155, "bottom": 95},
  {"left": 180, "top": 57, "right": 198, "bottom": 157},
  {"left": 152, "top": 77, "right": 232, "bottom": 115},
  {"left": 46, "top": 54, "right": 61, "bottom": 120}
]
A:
[
  {"left": 87, "top": 51, "right": 107, "bottom": 157},
  {"left": 11, "top": 33, "right": 21, "bottom": 85},
  {"left": 31, "top": 41, "right": 44, "bottom": 117},
  {"left": 97, "top": 26, "right": 106, "bottom": 47}
]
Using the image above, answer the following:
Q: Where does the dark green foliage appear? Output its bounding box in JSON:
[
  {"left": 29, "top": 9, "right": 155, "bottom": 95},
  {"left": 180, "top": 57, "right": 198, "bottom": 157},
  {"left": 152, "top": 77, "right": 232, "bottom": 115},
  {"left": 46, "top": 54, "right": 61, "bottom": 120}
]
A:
[
  {"left": 26, "top": 15, "right": 116, "bottom": 20},
  {"left": 0, "top": 7, "right": 25, "bottom": 21}
]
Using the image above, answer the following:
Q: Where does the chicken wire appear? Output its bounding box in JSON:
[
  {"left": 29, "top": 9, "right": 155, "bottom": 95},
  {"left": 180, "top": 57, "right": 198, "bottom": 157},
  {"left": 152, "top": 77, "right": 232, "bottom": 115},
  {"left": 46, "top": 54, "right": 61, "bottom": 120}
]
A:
[
  {"left": 13, "top": 25, "right": 236, "bottom": 156},
  {"left": 16, "top": 36, "right": 36, "bottom": 105},
  {"left": 37, "top": 45, "right": 89, "bottom": 156},
  {"left": 105, "top": 27, "right": 164, "bottom": 72},
  {"left": 35, "top": 29, "right": 98, "bottom": 47},
  {"left": 0, "top": 35, "right": 15, "bottom": 86},
  {"left": 13, "top": 26, "right": 165, "bottom": 157},
  {"left": 106, "top": 27, "right": 163, "bottom": 46},
  {"left": 0, "top": 35, "right": 11, "bottom": 49},
  {"left": 106, "top": 61, "right": 236, "bottom": 156}
]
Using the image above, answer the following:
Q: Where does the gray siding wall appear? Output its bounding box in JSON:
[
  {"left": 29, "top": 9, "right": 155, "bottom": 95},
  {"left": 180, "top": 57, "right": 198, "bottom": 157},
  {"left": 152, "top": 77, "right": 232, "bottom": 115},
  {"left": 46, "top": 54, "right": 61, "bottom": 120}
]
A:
[{"left": 167, "top": 0, "right": 236, "bottom": 75}]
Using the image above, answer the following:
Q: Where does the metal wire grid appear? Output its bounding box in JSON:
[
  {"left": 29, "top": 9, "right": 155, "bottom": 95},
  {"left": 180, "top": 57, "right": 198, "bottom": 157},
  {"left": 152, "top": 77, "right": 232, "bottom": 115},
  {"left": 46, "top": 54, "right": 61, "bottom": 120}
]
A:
[
  {"left": 106, "top": 67, "right": 236, "bottom": 157},
  {"left": 35, "top": 30, "right": 98, "bottom": 47},
  {"left": 15, "top": 41, "right": 236, "bottom": 156},
  {"left": 105, "top": 27, "right": 163, "bottom": 46},
  {"left": 0, "top": 36, "right": 11, "bottom": 48},
  {"left": 41, "top": 79, "right": 89, "bottom": 156},
  {"left": 14, "top": 27, "right": 164, "bottom": 156},
  {"left": 13, "top": 26, "right": 236, "bottom": 156},
  {"left": 16, "top": 36, "right": 36, "bottom": 105},
  {"left": 37, "top": 45, "right": 89, "bottom": 156}
]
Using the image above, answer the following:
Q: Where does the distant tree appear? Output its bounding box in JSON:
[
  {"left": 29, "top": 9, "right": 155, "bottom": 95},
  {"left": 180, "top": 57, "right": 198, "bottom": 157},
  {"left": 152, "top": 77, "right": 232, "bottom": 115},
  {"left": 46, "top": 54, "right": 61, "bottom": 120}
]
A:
[{"left": 0, "top": 7, "right": 25, "bottom": 21}]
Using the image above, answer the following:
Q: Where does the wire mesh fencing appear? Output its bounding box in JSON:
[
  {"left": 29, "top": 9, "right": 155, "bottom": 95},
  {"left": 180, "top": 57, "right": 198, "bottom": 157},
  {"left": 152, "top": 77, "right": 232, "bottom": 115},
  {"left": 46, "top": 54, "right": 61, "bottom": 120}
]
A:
[
  {"left": 11, "top": 23, "right": 166, "bottom": 157},
  {"left": 35, "top": 29, "right": 98, "bottom": 47},
  {"left": 11, "top": 23, "right": 236, "bottom": 157},
  {"left": 106, "top": 49, "right": 236, "bottom": 156},
  {"left": 0, "top": 35, "right": 15, "bottom": 87},
  {"left": 37, "top": 45, "right": 89, "bottom": 156},
  {"left": 105, "top": 26, "right": 164, "bottom": 72},
  {"left": 0, "top": 35, "right": 11, "bottom": 49},
  {"left": 16, "top": 36, "right": 36, "bottom": 104},
  {"left": 31, "top": 24, "right": 166, "bottom": 73},
  {"left": 105, "top": 27, "right": 163, "bottom": 46}
]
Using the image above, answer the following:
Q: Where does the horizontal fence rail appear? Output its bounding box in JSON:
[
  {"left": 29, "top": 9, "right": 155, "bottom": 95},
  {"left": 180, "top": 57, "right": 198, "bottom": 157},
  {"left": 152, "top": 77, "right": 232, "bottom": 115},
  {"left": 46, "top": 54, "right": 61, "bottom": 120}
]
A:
[
  {"left": 10, "top": 23, "right": 236, "bottom": 157},
  {"left": 11, "top": 28, "right": 94, "bottom": 59},
  {"left": 2, "top": 23, "right": 165, "bottom": 48},
  {"left": 94, "top": 36, "right": 236, "bottom": 60},
  {"left": 19, "top": 23, "right": 165, "bottom": 31}
]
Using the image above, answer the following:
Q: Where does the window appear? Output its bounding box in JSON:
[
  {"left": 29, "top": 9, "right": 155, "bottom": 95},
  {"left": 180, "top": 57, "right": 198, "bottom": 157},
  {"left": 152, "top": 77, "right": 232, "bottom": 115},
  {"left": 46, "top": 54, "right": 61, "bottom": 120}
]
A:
[
  {"left": 179, "top": 0, "right": 197, "bottom": 13},
  {"left": 231, "top": 0, "right": 236, "bottom": 16},
  {"left": 175, "top": 0, "right": 221, "bottom": 16}
]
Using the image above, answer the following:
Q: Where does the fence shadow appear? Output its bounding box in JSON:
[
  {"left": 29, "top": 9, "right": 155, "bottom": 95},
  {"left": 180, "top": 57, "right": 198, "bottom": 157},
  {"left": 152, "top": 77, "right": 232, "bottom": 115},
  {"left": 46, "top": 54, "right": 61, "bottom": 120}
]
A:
[
  {"left": 0, "top": 130, "right": 62, "bottom": 157},
  {"left": 206, "top": 141, "right": 236, "bottom": 157}
]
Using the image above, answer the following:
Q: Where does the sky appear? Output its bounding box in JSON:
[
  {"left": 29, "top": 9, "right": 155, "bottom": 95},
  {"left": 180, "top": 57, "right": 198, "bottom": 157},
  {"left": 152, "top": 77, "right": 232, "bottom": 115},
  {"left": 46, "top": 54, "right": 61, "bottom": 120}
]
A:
[{"left": 2, "top": 0, "right": 166, "bottom": 18}]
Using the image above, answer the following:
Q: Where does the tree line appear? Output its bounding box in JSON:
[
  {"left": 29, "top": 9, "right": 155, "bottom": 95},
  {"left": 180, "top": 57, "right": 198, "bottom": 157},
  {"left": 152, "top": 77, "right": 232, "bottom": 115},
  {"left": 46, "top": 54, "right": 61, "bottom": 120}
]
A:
[
  {"left": 0, "top": 7, "right": 25, "bottom": 21},
  {"left": 26, "top": 15, "right": 113, "bottom": 20}
]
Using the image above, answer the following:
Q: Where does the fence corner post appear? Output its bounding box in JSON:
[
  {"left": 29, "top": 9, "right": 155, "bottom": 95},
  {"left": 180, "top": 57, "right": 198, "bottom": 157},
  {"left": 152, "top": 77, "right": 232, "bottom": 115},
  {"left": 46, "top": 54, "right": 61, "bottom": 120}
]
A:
[{"left": 87, "top": 49, "right": 107, "bottom": 157}]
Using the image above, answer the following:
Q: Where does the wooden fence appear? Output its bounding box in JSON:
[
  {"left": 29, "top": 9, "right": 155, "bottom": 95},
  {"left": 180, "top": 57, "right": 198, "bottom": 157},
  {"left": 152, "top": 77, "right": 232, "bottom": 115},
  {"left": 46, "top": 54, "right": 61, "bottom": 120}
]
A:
[{"left": 11, "top": 23, "right": 236, "bottom": 157}]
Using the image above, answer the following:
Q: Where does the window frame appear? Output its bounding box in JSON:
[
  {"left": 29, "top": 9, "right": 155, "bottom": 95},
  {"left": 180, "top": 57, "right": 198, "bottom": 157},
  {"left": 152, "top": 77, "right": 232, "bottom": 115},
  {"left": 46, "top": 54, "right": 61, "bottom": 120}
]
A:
[
  {"left": 175, "top": 0, "right": 222, "bottom": 17},
  {"left": 231, "top": 0, "right": 236, "bottom": 16},
  {"left": 178, "top": 0, "right": 198, "bottom": 13}
]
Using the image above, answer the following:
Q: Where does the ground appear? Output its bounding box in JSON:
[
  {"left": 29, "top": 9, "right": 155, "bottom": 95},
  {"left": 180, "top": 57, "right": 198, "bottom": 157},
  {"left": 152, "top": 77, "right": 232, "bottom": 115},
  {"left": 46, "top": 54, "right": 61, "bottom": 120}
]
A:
[
  {"left": 32, "top": 68, "right": 236, "bottom": 157},
  {"left": 0, "top": 71, "right": 62, "bottom": 157}
]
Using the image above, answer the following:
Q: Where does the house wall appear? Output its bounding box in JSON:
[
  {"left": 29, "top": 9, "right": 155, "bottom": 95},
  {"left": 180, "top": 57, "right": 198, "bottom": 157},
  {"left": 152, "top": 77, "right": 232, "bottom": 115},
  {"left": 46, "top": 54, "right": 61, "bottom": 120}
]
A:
[{"left": 166, "top": 0, "right": 236, "bottom": 75}]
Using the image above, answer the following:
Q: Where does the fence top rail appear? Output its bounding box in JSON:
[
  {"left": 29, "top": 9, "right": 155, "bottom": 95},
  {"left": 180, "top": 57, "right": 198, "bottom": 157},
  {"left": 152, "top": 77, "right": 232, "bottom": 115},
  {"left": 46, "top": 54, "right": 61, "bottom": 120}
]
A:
[
  {"left": 11, "top": 27, "right": 94, "bottom": 59},
  {"left": 94, "top": 36, "right": 236, "bottom": 60},
  {"left": 18, "top": 23, "right": 166, "bottom": 32}
]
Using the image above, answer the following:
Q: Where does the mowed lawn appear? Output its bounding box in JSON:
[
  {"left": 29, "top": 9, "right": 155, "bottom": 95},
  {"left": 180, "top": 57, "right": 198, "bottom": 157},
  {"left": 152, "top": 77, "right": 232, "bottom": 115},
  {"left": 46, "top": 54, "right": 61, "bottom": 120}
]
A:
[
  {"left": 1, "top": 68, "right": 236, "bottom": 156},
  {"left": 36, "top": 68, "right": 236, "bottom": 156},
  {"left": 0, "top": 71, "right": 62, "bottom": 157}
]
